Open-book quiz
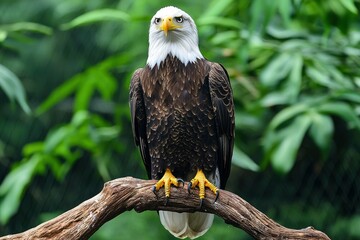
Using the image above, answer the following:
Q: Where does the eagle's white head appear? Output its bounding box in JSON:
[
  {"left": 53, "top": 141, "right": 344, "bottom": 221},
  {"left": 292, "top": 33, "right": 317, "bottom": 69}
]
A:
[{"left": 147, "top": 6, "right": 204, "bottom": 69}]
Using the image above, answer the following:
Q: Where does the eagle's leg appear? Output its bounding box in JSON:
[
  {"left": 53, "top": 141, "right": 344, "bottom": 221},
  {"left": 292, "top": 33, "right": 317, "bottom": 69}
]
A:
[
  {"left": 189, "top": 169, "right": 218, "bottom": 206},
  {"left": 152, "top": 168, "right": 183, "bottom": 199}
]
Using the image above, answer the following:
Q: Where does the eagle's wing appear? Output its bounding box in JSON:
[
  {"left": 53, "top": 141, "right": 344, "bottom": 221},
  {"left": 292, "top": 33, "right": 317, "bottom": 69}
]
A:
[
  {"left": 208, "top": 63, "right": 235, "bottom": 189},
  {"left": 129, "top": 68, "right": 151, "bottom": 178}
]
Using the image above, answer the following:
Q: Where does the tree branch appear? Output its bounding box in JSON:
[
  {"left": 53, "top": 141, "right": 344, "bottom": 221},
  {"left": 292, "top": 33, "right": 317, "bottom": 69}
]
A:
[{"left": 0, "top": 177, "right": 330, "bottom": 240}]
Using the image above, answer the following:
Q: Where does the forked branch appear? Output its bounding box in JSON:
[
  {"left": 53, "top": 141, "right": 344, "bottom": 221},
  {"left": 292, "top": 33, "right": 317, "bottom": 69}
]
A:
[{"left": 0, "top": 177, "right": 330, "bottom": 240}]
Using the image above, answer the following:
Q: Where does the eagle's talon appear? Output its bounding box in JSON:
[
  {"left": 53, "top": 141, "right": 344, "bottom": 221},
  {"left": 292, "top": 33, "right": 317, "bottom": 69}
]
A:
[
  {"left": 152, "top": 185, "right": 157, "bottom": 195},
  {"left": 214, "top": 191, "right": 219, "bottom": 203},
  {"left": 190, "top": 169, "right": 218, "bottom": 201},
  {"left": 187, "top": 182, "right": 192, "bottom": 194},
  {"left": 199, "top": 198, "right": 204, "bottom": 209},
  {"left": 177, "top": 178, "right": 185, "bottom": 187},
  {"left": 165, "top": 197, "right": 169, "bottom": 206},
  {"left": 152, "top": 168, "right": 179, "bottom": 198}
]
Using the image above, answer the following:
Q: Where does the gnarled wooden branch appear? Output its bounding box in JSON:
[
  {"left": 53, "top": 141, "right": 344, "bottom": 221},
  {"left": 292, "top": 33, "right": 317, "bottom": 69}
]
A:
[{"left": 0, "top": 177, "right": 330, "bottom": 240}]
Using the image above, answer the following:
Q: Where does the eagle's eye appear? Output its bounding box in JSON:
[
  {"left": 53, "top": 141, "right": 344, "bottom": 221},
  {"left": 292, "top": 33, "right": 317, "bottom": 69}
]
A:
[
  {"left": 174, "top": 16, "right": 184, "bottom": 23},
  {"left": 154, "top": 18, "right": 161, "bottom": 25}
]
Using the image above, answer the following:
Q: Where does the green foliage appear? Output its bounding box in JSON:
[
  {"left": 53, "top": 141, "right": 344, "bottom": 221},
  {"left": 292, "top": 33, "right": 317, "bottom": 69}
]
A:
[
  {"left": 0, "top": 155, "right": 40, "bottom": 224},
  {"left": 0, "top": 64, "right": 31, "bottom": 114},
  {"left": 0, "top": 0, "right": 359, "bottom": 239},
  {"left": 332, "top": 215, "right": 360, "bottom": 238},
  {"left": 228, "top": 0, "right": 360, "bottom": 174},
  {"left": 270, "top": 202, "right": 360, "bottom": 239},
  {"left": 61, "top": 9, "right": 130, "bottom": 30},
  {"left": 0, "top": 19, "right": 52, "bottom": 113},
  {"left": 263, "top": 96, "right": 360, "bottom": 173},
  {"left": 232, "top": 146, "right": 259, "bottom": 172},
  {"left": 36, "top": 54, "right": 129, "bottom": 114},
  {"left": 0, "top": 111, "right": 121, "bottom": 223},
  {"left": 0, "top": 22, "right": 52, "bottom": 42}
]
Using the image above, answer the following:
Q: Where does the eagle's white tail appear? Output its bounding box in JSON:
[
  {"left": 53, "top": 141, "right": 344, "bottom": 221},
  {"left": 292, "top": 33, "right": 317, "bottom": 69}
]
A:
[{"left": 159, "top": 211, "right": 214, "bottom": 239}]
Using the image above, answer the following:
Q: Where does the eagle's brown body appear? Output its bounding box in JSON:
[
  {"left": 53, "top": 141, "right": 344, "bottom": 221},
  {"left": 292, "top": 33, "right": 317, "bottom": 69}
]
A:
[{"left": 130, "top": 56, "right": 234, "bottom": 189}]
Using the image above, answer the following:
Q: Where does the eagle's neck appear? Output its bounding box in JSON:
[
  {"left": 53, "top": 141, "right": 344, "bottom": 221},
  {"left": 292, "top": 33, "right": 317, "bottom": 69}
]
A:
[{"left": 147, "top": 33, "right": 204, "bottom": 69}]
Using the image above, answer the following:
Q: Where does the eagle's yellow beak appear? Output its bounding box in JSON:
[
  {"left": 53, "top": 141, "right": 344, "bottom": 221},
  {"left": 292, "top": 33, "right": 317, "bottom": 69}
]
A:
[{"left": 160, "top": 17, "right": 180, "bottom": 36}]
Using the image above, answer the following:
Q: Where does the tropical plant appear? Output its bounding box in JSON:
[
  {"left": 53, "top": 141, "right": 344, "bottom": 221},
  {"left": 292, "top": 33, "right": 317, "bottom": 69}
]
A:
[{"left": 0, "top": 0, "right": 359, "bottom": 239}]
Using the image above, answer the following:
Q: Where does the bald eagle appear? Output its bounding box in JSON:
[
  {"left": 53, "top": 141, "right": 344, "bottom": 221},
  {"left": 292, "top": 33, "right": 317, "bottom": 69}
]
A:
[{"left": 130, "top": 6, "right": 235, "bottom": 239}]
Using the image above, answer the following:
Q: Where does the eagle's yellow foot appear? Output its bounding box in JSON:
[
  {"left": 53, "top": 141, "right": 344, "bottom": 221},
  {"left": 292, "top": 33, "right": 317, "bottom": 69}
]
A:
[
  {"left": 152, "top": 168, "right": 184, "bottom": 205},
  {"left": 188, "top": 169, "right": 219, "bottom": 207}
]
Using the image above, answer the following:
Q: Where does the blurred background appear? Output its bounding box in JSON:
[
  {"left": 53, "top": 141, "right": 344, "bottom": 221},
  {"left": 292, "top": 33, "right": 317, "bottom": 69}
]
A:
[{"left": 1, "top": 0, "right": 360, "bottom": 239}]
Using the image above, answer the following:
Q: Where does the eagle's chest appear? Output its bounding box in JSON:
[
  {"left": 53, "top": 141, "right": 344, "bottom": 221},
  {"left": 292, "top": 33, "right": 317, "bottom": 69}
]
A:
[
  {"left": 147, "top": 78, "right": 203, "bottom": 110},
  {"left": 145, "top": 68, "right": 215, "bottom": 132},
  {"left": 141, "top": 61, "right": 211, "bottom": 119},
  {"left": 143, "top": 72, "right": 216, "bottom": 141}
]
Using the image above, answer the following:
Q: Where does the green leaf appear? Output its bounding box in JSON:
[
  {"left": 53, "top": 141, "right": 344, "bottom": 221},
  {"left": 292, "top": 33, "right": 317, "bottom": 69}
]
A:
[
  {"left": 96, "top": 54, "right": 131, "bottom": 72},
  {"left": 232, "top": 146, "right": 259, "bottom": 171},
  {"left": 202, "top": 0, "right": 234, "bottom": 17},
  {"left": 74, "top": 74, "right": 96, "bottom": 111},
  {"left": 0, "top": 156, "right": 41, "bottom": 224},
  {"left": 47, "top": 149, "right": 80, "bottom": 181},
  {"left": 248, "top": 48, "right": 274, "bottom": 70},
  {"left": 261, "top": 90, "right": 292, "bottom": 106},
  {"left": 44, "top": 155, "right": 64, "bottom": 181},
  {"left": 317, "top": 101, "right": 360, "bottom": 129},
  {"left": 36, "top": 75, "right": 81, "bottom": 115},
  {"left": 0, "top": 30, "right": 7, "bottom": 42},
  {"left": 339, "top": 0, "right": 358, "bottom": 14},
  {"left": 210, "top": 31, "right": 238, "bottom": 45},
  {"left": 0, "top": 22, "right": 52, "bottom": 35},
  {"left": 308, "top": 112, "right": 334, "bottom": 153},
  {"left": 271, "top": 114, "right": 312, "bottom": 174},
  {"left": 328, "top": 69, "right": 354, "bottom": 90},
  {"left": 94, "top": 126, "right": 121, "bottom": 141},
  {"left": 260, "top": 53, "right": 293, "bottom": 87},
  {"left": 235, "top": 111, "right": 262, "bottom": 131},
  {"left": 198, "top": 17, "right": 243, "bottom": 29},
  {"left": 61, "top": 9, "right": 130, "bottom": 30},
  {"left": 280, "top": 39, "right": 310, "bottom": 51},
  {"left": 22, "top": 142, "right": 44, "bottom": 156},
  {"left": 93, "top": 155, "right": 111, "bottom": 181},
  {"left": 334, "top": 91, "right": 360, "bottom": 104},
  {"left": 95, "top": 71, "right": 117, "bottom": 101},
  {"left": 0, "top": 64, "right": 31, "bottom": 114},
  {"left": 277, "top": 0, "right": 291, "bottom": 26},
  {"left": 262, "top": 54, "right": 303, "bottom": 106},
  {"left": 268, "top": 103, "right": 308, "bottom": 130},
  {"left": 306, "top": 67, "right": 341, "bottom": 89},
  {"left": 71, "top": 111, "right": 90, "bottom": 127},
  {"left": 250, "top": 0, "right": 278, "bottom": 32},
  {"left": 44, "top": 126, "right": 72, "bottom": 153},
  {"left": 285, "top": 54, "right": 303, "bottom": 99},
  {"left": 267, "top": 26, "right": 307, "bottom": 39}
]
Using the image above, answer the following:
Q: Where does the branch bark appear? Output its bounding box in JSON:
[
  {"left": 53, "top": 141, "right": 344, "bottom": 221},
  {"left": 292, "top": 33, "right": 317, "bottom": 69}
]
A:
[{"left": 0, "top": 177, "right": 330, "bottom": 240}]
